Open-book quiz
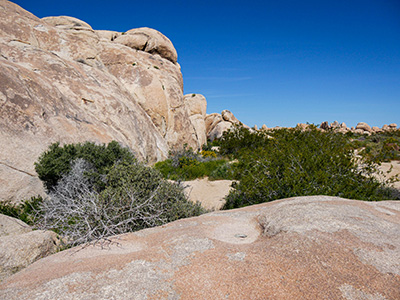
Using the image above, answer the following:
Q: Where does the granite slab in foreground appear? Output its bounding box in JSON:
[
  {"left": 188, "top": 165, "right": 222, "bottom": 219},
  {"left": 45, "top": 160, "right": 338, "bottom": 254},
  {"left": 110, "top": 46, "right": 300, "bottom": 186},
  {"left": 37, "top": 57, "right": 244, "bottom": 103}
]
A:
[{"left": 1, "top": 195, "right": 399, "bottom": 299}]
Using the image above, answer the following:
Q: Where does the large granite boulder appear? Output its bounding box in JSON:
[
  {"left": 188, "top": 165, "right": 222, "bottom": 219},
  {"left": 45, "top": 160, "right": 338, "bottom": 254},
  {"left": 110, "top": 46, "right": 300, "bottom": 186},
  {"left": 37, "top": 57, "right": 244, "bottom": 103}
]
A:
[
  {"left": 1, "top": 196, "right": 399, "bottom": 299},
  {"left": 205, "top": 110, "right": 242, "bottom": 141},
  {"left": 114, "top": 27, "right": 178, "bottom": 63},
  {"left": 356, "top": 122, "right": 372, "bottom": 133},
  {"left": 0, "top": 0, "right": 199, "bottom": 202},
  {"left": 0, "top": 214, "right": 61, "bottom": 281},
  {"left": 184, "top": 93, "right": 207, "bottom": 149}
]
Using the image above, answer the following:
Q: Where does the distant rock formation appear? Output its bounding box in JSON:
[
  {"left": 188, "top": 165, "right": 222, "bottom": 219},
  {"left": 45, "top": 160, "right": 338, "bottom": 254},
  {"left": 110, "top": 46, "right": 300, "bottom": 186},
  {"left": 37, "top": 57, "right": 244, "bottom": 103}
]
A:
[
  {"left": 0, "top": 0, "right": 218, "bottom": 202},
  {"left": 1, "top": 196, "right": 399, "bottom": 299},
  {"left": 293, "top": 121, "right": 398, "bottom": 135},
  {"left": 205, "top": 110, "right": 242, "bottom": 141}
]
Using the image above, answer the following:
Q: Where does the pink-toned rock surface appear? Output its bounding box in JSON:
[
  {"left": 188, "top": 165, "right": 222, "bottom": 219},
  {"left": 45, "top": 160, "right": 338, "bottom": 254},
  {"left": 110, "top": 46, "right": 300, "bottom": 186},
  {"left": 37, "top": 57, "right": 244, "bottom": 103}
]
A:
[
  {"left": 0, "top": 0, "right": 200, "bottom": 202},
  {"left": 1, "top": 196, "right": 399, "bottom": 299}
]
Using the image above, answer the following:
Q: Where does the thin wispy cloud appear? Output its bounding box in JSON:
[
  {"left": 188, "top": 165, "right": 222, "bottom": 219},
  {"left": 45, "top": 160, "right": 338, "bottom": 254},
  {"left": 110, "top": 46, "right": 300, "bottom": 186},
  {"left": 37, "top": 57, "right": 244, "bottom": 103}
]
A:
[
  {"left": 185, "top": 76, "right": 252, "bottom": 82},
  {"left": 206, "top": 93, "right": 257, "bottom": 99}
]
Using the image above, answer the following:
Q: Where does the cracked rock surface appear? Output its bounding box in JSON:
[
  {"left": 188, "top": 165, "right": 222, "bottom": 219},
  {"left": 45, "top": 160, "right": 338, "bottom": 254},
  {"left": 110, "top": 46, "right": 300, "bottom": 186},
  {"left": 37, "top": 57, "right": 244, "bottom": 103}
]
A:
[{"left": 1, "top": 196, "right": 399, "bottom": 299}]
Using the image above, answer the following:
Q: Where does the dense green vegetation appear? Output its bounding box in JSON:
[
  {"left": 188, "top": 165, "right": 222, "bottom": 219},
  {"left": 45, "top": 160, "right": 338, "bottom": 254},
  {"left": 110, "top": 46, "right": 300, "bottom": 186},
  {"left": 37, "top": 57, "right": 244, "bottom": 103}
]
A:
[
  {"left": 153, "top": 125, "right": 399, "bottom": 210},
  {"left": 35, "top": 141, "right": 136, "bottom": 191},
  {"left": 221, "top": 126, "right": 398, "bottom": 209},
  {"left": 347, "top": 131, "right": 400, "bottom": 163},
  {"left": 0, "top": 196, "right": 42, "bottom": 226},
  {"left": 154, "top": 145, "right": 234, "bottom": 181}
]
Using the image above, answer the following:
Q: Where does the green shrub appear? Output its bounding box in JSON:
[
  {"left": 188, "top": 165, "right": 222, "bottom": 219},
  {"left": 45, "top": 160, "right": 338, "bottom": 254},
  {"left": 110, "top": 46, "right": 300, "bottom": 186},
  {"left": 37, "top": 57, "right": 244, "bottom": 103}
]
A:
[
  {"left": 154, "top": 144, "right": 229, "bottom": 180},
  {"left": 35, "top": 141, "right": 135, "bottom": 191},
  {"left": 38, "top": 158, "right": 206, "bottom": 247},
  {"left": 0, "top": 196, "right": 43, "bottom": 225},
  {"left": 201, "top": 150, "right": 217, "bottom": 158},
  {"left": 155, "top": 158, "right": 228, "bottom": 181},
  {"left": 353, "top": 134, "right": 400, "bottom": 163},
  {"left": 209, "top": 161, "right": 236, "bottom": 180},
  {"left": 223, "top": 127, "right": 398, "bottom": 209},
  {"left": 33, "top": 141, "right": 207, "bottom": 247},
  {"left": 219, "top": 124, "right": 270, "bottom": 157}
]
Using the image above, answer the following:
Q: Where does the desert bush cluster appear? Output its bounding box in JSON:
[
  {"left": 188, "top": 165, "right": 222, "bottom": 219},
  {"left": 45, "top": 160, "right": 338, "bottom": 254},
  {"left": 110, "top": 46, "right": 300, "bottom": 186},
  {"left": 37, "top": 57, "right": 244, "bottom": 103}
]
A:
[
  {"left": 21, "top": 141, "right": 205, "bottom": 247},
  {"left": 347, "top": 131, "right": 400, "bottom": 162},
  {"left": 153, "top": 124, "right": 399, "bottom": 209},
  {"left": 154, "top": 144, "right": 234, "bottom": 181},
  {"left": 221, "top": 126, "right": 398, "bottom": 209}
]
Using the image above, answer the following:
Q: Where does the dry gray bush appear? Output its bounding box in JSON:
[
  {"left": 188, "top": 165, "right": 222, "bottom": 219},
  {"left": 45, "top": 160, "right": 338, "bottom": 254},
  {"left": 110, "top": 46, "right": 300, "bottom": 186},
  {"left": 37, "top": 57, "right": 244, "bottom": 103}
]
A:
[{"left": 37, "top": 159, "right": 200, "bottom": 248}]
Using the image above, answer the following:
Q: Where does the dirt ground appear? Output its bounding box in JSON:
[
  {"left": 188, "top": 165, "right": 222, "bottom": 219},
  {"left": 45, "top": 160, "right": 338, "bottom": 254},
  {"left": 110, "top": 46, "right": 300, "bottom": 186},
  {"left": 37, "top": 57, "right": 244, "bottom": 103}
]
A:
[
  {"left": 378, "top": 160, "right": 400, "bottom": 189},
  {"left": 182, "top": 178, "right": 233, "bottom": 211}
]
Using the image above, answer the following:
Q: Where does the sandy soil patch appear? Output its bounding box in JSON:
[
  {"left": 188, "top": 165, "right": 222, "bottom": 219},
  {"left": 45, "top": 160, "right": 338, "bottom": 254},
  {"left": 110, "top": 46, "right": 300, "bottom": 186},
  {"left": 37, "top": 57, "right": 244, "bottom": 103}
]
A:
[
  {"left": 378, "top": 160, "right": 400, "bottom": 189},
  {"left": 182, "top": 178, "right": 233, "bottom": 210}
]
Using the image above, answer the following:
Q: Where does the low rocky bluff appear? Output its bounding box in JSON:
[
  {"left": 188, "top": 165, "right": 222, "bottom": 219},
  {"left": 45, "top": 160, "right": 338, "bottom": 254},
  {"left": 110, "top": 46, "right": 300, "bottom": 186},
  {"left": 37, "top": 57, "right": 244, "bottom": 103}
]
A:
[
  {"left": 0, "top": 0, "right": 239, "bottom": 202},
  {"left": 295, "top": 121, "right": 398, "bottom": 134}
]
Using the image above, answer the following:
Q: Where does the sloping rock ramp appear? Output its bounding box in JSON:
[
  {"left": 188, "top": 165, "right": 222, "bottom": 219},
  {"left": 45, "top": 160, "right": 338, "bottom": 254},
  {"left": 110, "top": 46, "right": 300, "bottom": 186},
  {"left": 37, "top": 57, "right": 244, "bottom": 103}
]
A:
[{"left": 1, "top": 196, "right": 399, "bottom": 299}]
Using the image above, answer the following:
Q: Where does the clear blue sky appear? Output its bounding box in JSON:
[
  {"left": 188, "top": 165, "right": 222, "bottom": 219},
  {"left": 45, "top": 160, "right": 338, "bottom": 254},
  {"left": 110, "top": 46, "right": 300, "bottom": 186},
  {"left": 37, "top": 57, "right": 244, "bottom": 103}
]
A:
[{"left": 14, "top": 0, "right": 400, "bottom": 128}]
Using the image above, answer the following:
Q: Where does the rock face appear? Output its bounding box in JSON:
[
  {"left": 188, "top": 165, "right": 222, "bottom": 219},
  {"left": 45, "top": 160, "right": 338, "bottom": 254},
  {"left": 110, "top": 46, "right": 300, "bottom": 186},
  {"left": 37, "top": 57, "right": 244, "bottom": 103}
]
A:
[
  {"left": 0, "top": 0, "right": 202, "bottom": 202},
  {"left": 0, "top": 214, "right": 61, "bottom": 281},
  {"left": 1, "top": 196, "right": 399, "bottom": 299},
  {"left": 184, "top": 93, "right": 207, "bottom": 149},
  {"left": 113, "top": 27, "right": 178, "bottom": 63}
]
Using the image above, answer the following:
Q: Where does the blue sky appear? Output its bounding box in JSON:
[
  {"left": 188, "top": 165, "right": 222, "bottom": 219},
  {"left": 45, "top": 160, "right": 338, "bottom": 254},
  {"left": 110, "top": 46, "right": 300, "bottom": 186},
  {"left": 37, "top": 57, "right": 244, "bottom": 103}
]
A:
[{"left": 14, "top": 0, "right": 400, "bottom": 128}]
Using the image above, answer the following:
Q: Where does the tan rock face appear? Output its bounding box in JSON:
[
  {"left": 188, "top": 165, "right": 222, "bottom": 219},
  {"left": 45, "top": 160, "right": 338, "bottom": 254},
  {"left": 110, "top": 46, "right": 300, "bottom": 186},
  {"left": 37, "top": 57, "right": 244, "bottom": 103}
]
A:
[
  {"left": 208, "top": 121, "right": 232, "bottom": 141},
  {"left": 372, "top": 126, "right": 383, "bottom": 133},
  {"left": 0, "top": 214, "right": 31, "bottom": 237},
  {"left": 0, "top": 0, "right": 199, "bottom": 202},
  {"left": 95, "top": 30, "right": 120, "bottom": 41},
  {"left": 356, "top": 122, "right": 372, "bottom": 132},
  {"left": 205, "top": 113, "right": 223, "bottom": 135},
  {"left": 221, "top": 109, "right": 240, "bottom": 124},
  {"left": 42, "top": 16, "right": 93, "bottom": 30},
  {"left": 205, "top": 110, "right": 242, "bottom": 141},
  {"left": 1, "top": 196, "right": 399, "bottom": 299},
  {"left": 114, "top": 27, "right": 178, "bottom": 63},
  {"left": 184, "top": 94, "right": 207, "bottom": 148}
]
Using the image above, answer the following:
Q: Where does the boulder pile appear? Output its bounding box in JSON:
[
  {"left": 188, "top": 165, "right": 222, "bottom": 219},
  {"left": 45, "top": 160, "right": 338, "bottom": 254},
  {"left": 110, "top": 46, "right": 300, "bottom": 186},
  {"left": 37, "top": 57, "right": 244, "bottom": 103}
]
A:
[
  {"left": 205, "top": 109, "right": 243, "bottom": 141},
  {"left": 293, "top": 121, "right": 398, "bottom": 135}
]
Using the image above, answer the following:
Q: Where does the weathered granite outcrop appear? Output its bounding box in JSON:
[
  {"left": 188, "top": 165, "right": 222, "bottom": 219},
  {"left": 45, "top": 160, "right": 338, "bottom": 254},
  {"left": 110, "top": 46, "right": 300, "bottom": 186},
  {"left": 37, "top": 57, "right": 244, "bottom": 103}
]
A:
[
  {"left": 0, "top": 214, "right": 61, "bottom": 281},
  {"left": 0, "top": 0, "right": 203, "bottom": 202},
  {"left": 205, "top": 110, "right": 242, "bottom": 141},
  {"left": 1, "top": 196, "right": 399, "bottom": 299},
  {"left": 318, "top": 121, "right": 398, "bottom": 134},
  {"left": 184, "top": 93, "right": 207, "bottom": 149}
]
